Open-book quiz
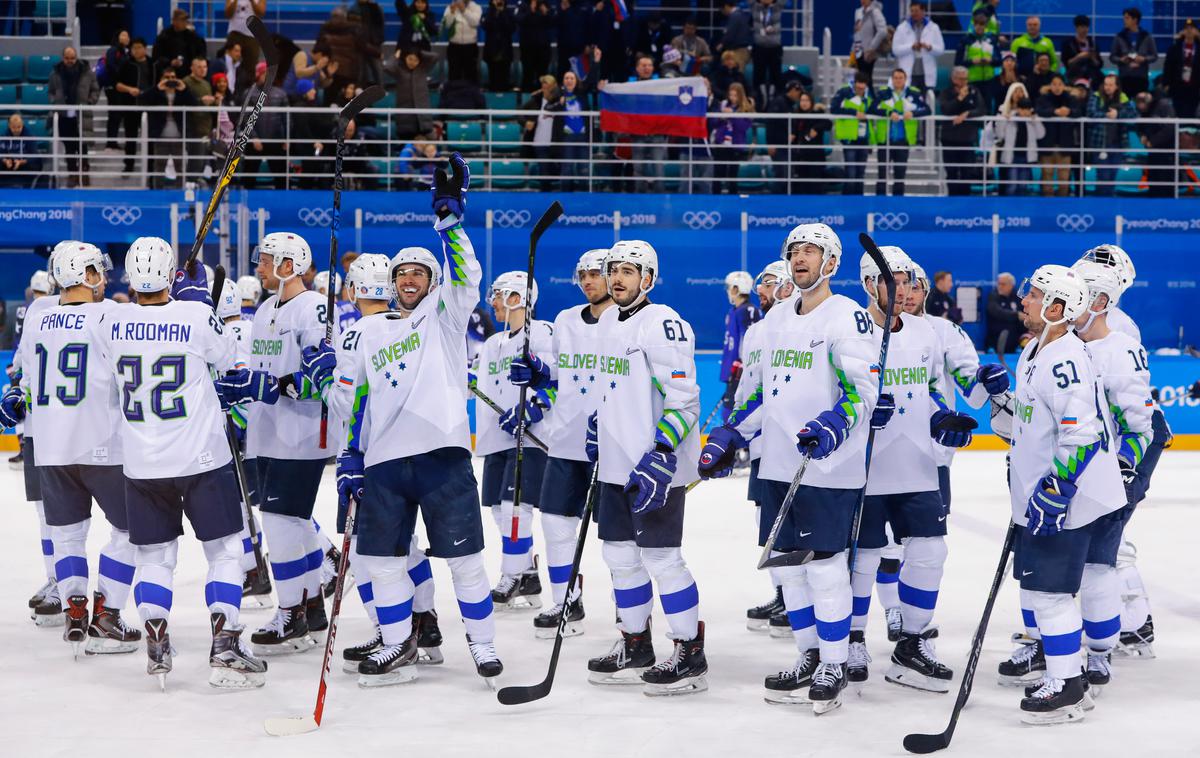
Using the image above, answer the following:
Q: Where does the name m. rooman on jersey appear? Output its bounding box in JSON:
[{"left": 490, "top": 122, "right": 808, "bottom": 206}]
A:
[{"left": 110, "top": 319, "right": 193, "bottom": 342}]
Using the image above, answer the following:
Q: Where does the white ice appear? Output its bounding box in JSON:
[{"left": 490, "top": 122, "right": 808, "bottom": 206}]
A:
[{"left": 3, "top": 452, "right": 1198, "bottom": 757}]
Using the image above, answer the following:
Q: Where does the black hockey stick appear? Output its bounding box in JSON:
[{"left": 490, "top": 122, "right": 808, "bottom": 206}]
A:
[
  {"left": 698, "top": 394, "right": 726, "bottom": 435},
  {"left": 756, "top": 447, "right": 816, "bottom": 569},
  {"left": 509, "top": 201, "right": 564, "bottom": 542},
  {"left": 903, "top": 522, "right": 1017, "bottom": 754},
  {"left": 995, "top": 329, "right": 1016, "bottom": 377},
  {"left": 469, "top": 384, "right": 548, "bottom": 452},
  {"left": 319, "top": 84, "right": 386, "bottom": 449},
  {"left": 497, "top": 463, "right": 598, "bottom": 706}
]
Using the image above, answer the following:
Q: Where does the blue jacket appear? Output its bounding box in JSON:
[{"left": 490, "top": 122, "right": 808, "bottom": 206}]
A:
[{"left": 720, "top": 300, "right": 759, "bottom": 382}]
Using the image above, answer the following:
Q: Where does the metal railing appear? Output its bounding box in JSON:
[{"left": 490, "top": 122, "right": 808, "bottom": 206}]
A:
[
  {"left": 0, "top": 0, "right": 75, "bottom": 37},
  {"left": 2, "top": 103, "right": 1198, "bottom": 197}
]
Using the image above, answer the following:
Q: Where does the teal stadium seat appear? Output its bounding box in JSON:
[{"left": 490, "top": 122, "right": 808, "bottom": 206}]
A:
[
  {"left": 21, "top": 84, "right": 51, "bottom": 106},
  {"left": 0, "top": 84, "right": 17, "bottom": 105},
  {"left": 0, "top": 56, "right": 23, "bottom": 83},
  {"left": 485, "top": 91, "right": 518, "bottom": 111},
  {"left": 447, "top": 120, "right": 484, "bottom": 152},
  {"left": 490, "top": 160, "right": 527, "bottom": 189},
  {"left": 488, "top": 120, "right": 522, "bottom": 154},
  {"left": 26, "top": 55, "right": 60, "bottom": 82}
]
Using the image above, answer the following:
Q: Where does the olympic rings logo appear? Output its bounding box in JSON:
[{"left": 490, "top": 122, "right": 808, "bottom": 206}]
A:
[
  {"left": 1056, "top": 213, "right": 1094, "bottom": 232},
  {"left": 297, "top": 207, "right": 333, "bottom": 227},
  {"left": 682, "top": 211, "right": 721, "bottom": 230},
  {"left": 873, "top": 212, "right": 909, "bottom": 231},
  {"left": 101, "top": 206, "right": 142, "bottom": 226},
  {"left": 493, "top": 209, "right": 531, "bottom": 228}
]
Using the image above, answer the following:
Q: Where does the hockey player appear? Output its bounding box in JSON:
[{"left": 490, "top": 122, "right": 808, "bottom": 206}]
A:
[
  {"left": 719, "top": 270, "right": 758, "bottom": 420},
  {"left": 507, "top": 249, "right": 612, "bottom": 637},
  {"left": 699, "top": 223, "right": 880, "bottom": 713},
  {"left": 237, "top": 275, "right": 261, "bottom": 321},
  {"left": 475, "top": 270, "right": 552, "bottom": 611},
  {"left": 1002, "top": 264, "right": 1123, "bottom": 724},
  {"left": 102, "top": 236, "right": 266, "bottom": 689},
  {"left": 315, "top": 269, "right": 358, "bottom": 332},
  {"left": 584, "top": 239, "right": 707, "bottom": 696}
]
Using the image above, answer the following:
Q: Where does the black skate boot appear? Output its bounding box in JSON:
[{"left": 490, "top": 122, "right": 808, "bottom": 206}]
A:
[
  {"left": 847, "top": 630, "right": 871, "bottom": 683},
  {"left": 746, "top": 587, "right": 784, "bottom": 632},
  {"left": 251, "top": 599, "right": 316, "bottom": 655},
  {"left": 209, "top": 612, "right": 268, "bottom": 689},
  {"left": 886, "top": 628, "right": 953, "bottom": 693},
  {"left": 1116, "top": 615, "right": 1154, "bottom": 658},
  {"left": 63, "top": 595, "right": 89, "bottom": 658},
  {"left": 86, "top": 592, "right": 140, "bottom": 655},
  {"left": 342, "top": 625, "right": 383, "bottom": 673},
  {"left": 305, "top": 592, "right": 328, "bottom": 633},
  {"left": 321, "top": 545, "right": 346, "bottom": 599},
  {"left": 1019, "top": 675, "right": 1087, "bottom": 725},
  {"left": 533, "top": 579, "right": 585, "bottom": 640},
  {"left": 642, "top": 622, "right": 708, "bottom": 696},
  {"left": 32, "top": 582, "right": 64, "bottom": 627},
  {"left": 28, "top": 577, "right": 54, "bottom": 609},
  {"left": 358, "top": 628, "right": 420, "bottom": 688},
  {"left": 588, "top": 627, "right": 656, "bottom": 685},
  {"left": 809, "top": 662, "right": 849, "bottom": 714},
  {"left": 144, "top": 618, "right": 172, "bottom": 691},
  {"left": 884, "top": 607, "right": 903, "bottom": 642},
  {"left": 767, "top": 609, "right": 791, "bottom": 639},
  {"left": 413, "top": 609, "right": 445, "bottom": 664},
  {"left": 764, "top": 647, "right": 820, "bottom": 704},
  {"left": 467, "top": 635, "right": 503, "bottom": 689},
  {"left": 1084, "top": 650, "right": 1112, "bottom": 696},
  {"left": 8, "top": 437, "right": 23, "bottom": 470},
  {"left": 492, "top": 556, "right": 543, "bottom": 611},
  {"left": 241, "top": 567, "right": 274, "bottom": 610},
  {"left": 997, "top": 638, "right": 1045, "bottom": 686}
]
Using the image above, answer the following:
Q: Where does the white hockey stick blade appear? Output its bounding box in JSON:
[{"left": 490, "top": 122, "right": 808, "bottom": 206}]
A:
[{"left": 264, "top": 715, "right": 320, "bottom": 737}]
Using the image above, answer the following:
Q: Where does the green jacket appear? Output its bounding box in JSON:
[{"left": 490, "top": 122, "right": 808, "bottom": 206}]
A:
[
  {"left": 1010, "top": 33, "right": 1058, "bottom": 74},
  {"left": 868, "top": 86, "right": 930, "bottom": 145},
  {"left": 956, "top": 31, "right": 1000, "bottom": 83},
  {"left": 970, "top": 1, "right": 998, "bottom": 36},
  {"left": 830, "top": 85, "right": 876, "bottom": 144}
]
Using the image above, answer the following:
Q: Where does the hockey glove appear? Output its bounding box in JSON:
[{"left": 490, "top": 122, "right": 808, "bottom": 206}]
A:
[
  {"left": 976, "top": 364, "right": 1010, "bottom": 395},
  {"left": 1118, "top": 455, "right": 1147, "bottom": 506},
  {"left": 698, "top": 425, "right": 746, "bottom": 479},
  {"left": 171, "top": 261, "right": 212, "bottom": 306},
  {"left": 585, "top": 411, "right": 599, "bottom": 463},
  {"left": 795, "top": 410, "right": 850, "bottom": 460},
  {"left": 508, "top": 354, "right": 551, "bottom": 389},
  {"left": 720, "top": 377, "right": 739, "bottom": 411},
  {"left": 301, "top": 343, "right": 336, "bottom": 392},
  {"left": 498, "top": 395, "right": 548, "bottom": 437},
  {"left": 931, "top": 409, "right": 978, "bottom": 448},
  {"left": 625, "top": 447, "right": 676, "bottom": 514},
  {"left": 1025, "top": 475, "right": 1076, "bottom": 537},
  {"left": 1190, "top": 380, "right": 1200, "bottom": 400},
  {"left": 871, "top": 393, "right": 895, "bottom": 430},
  {"left": 431, "top": 151, "right": 470, "bottom": 220},
  {"left": 0, "top": 384, "right": 25, "bottom": 428},
  {"left": 336, "top": 449, "right": 366, "bottom": 507},
  {"left": 217, "top": 369, "right": 280, "bottom": 406}
]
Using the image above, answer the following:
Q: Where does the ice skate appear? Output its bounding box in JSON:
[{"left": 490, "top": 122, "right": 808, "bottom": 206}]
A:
[
  {"left": 886, "top": 628, "right": 952, "bottom": 693},
  {"left": 467, "top": 635, "right": 503, "bottom": 689},
  {"left": 85, "top": 592, "right": 140, "bottom": 654},
  {"left": 746, "top": 587, "right": 784, "bottom": 632},
  {"left": 847, "top": 630, "right": 871, "bottom": 684},
  {"left": 491, "top": 555, "right": 542, "bottom": 611},
  {"left": 1020, "top": 675, "right": 1086, "bottom": 725},
  {"left": 884, "top": 607, "right": 903, "bottom": 642},
  {"left": 28, "top": 577, "right": 54, "bottom": 609},
  {"left": 342, "top": 625, "right": 382, "bottom": 673},
  {"left": 8, "top": 441, "right": 23, "bottom": 470},
  {"left": 767, "top": 609, "right": 791, "bottom": 639},
  {"left": 588, "top": 627, "right": 655, "bottom": 685},
  {"left": 763, "top": 648, "right": 819, "bottom": 704},
  {"left": 305, "top": 593, "right": 328, "bottom": 633},
  {"left": 809, "top": 662, "right": 848, "bottom": 715},
  {"left": 63, "top": 595, "right": 89, "bottom": 659},
  {"left": 1084, "top": 650, "right": 1112, "bottom": 696},
  {"left": 208, "top": 612, "right": 267, "bottom": 689},
  {"left": 998, "top": 638, "right": 1045, "bottom": 685},
  {"left": 533, "top": 581, "right": 585, "bottom": 640},
  {"left": 144, "top": 618, "right": 172, "bottom": 691},
  {"left": 321, "top": 545, "right": 351, "bottom": 598},
  {"left": 251, "top": 602, "right": 316, "bottom": 655},
  {"left": 642, "top": 622, "right": 708, "bottom": 696},
  {"left": 413, "top": 609, "right": 444, "bottom": 664},
  {"left": 357, "top": 629, "right": 419, "bottom": 688},
  {"left": 241, "top": 567, "right": 274, "bottom": 610},
  {"left": 32, "top": 582, "right": 64, "bottom": 627},
  {"left": 1115, "top": 616, "right": 1154, "bottom": 658}
]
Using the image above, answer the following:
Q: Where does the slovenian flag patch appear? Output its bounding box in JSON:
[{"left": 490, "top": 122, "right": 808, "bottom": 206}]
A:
[
  {"left": 1060, "top": 417, "right": 1078, "bottom": 426},
  {"left": 869, "top": 363, "right": 881, "bottom": 374},
  {"left": 671, "top": 370, "right": 686, "bottom": 379},
  {"left": 338, "top": 376, "right": 353, "bottom": 386}
]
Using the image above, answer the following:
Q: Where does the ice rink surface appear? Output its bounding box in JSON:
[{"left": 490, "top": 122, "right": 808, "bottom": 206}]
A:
[{"left": 3, "top": 451, "right": 1198, "bottom": 758}]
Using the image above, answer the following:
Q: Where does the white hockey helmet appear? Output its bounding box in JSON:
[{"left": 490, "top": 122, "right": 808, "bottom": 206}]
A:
[
  {"left": 859, "top": 245, "right": 914, "bottom": 300},
  {"left": 48, "top": 239, "right": 85, "bottom": 288},
  {"left": 1023, "top": 264, "right": 1089, "bottom": 325},
  {"left": 52, "top": 242, "right": 112, "bottom": 290},
  {"left": 314, "top": 270, "right": 343, "bottom": 297},
  {"left": 1072, "top": 260, "right": 1123, "bottom": 315},
  {"left": 1077, "top": 244, "right": 1135, "bottom": 294},
  {"left": 391, "top": 246, "right": 442, "bottom": 290},
  {"left": 236, "top": 274, "right": 262, "bottom": 304},
  {"left": 30, "top": 270, "right": 55, "bottom": 295},
  {"left": 490, "top": 270, "right": 538, "bottom": 310},
  {"left": 604, "top": 240, "right": 659, "bottom": 307},
  {"left": 756, "top": 259, "right": 792, "bottom": 298},
  {"left": 782, "top": 223, "right": 842, "bottom": 293},
  {"left": 911, "top": 262, "right": 929, "bottom": 290},
  {"left": 725, "top": 270, "right": 754, "bottom": 296},
  {"left": 254, "top": 232, "right": 313, "bottom": 282},
  {"left": 216, "top": 279, "right": 241, "bottom": 319},
  {"left": 572, "top": 248, "right": 609, "bottom": 286},
  {"left": 346, "top": 253, "right": 394, "bottom": 303},
  {"left": 126, "top": 236, "right": 177, "bottom": 293},
  {"left": 203, "top": 263, "right": 215, "bottom": 295}
]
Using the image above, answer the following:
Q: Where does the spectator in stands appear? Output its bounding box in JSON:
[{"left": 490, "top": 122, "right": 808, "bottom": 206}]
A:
[
  {"left": 751, "top": 0, "right": 784, "bottom": 103},
  {"left": 1035, "top": 73, "right": 1082, "bottom": 197},
  {"left": 397, "top": 0, "right": 439, "bottom": 51},
  {"left": 938, "top": 65, "right": 986, "bottom": 196},
  {"left": 852, "top": 0, "right": 888, "bottom": 82},
  {"left": 995, "top": 82, "right": 1043, "bottom": 196},
  {"left": 241, "top": 61, "right": 289, "bottom": 189},
  {"left": 985, "top": 272, "right": 1021, "bottom": 352},
  {"left": 622, "top": 55, "right": 667, "bottom": 192},
  {"left": 556, "top": 0, "right": 593, "bottom": 79},
  {"left": 444, "top": 0, "right": 484, "bottom": 82},
  {"left": 1086, "top": 74, "right": 1136, "bottom": 196},
  {"left": 317, "top": 8, "right": 366, "bottom": 93},
  {"left": 211, "top": 73, "right": 236, "bottom": 155},
  {"left": 213, "top": 40, "right": 247, "bottom": 103},
  {"left": 712, "top": 50, "right": 748, "bottom": 101},
  {"left": 559, "top": 50, "right": 600, "bottom": 191},
  {"left": 591, "top": 0, "right": 636, "bottom": 82},
  {"left": 338, "top": 118, "right": 377, "bottom": 190},
  {"left": 1111, "top": 7, "right": 1158, "bottom": 98},
  {"left": 521, "top": 75, "right": 564, "bottom": 190},
  {"left": 387, "top": 48, "right": 439, "bottom": 139},
  {"left": 100, "top": 30, "right": 130, "bottom": 151},
  {"left": 671, "top": 17, "right": 712, "bottom": 75},
  {"left": 519, "top": 0, "right": 556, "bottom": 92},
  {"left": 1023, "top": 51, "right": 1056, "bottom": 98},
  {"left": 146, "top": 66, "right": 196, "bottom": 189},
  {"left": 115, "top": 37, "right": 152, "bottom": 173},
  {"left": 224, "top": 0, "right": 267, "bottom": 74},
  {"left": 1062, "top": 14, "right": 1102, "bottom": 89},
  {"left": 397, "top": 139, "right": 439, "bottom": 187},
  {"left": 996, "top": 50, "right": 1020, "bottom": 98},
  {"left": 893, "top": 1, "right": 945, "bottom": 91},
  {"left": 831, "top": 71, "right": 875, "bottom": 195},
  {"left": 353, "top": 0, "right": 387, "bottom": 85},
  {"left": 0, "top": 115, "right": 42, "bottom": 188},
  {"left": 284, "top": 43, "right": 338, "bottom": 101},
  {"left": 926, "top": 271, "right": 961, "bottom": 323},
  {"left": 957, "top": 10, "right": 1000, "bottom": 112},
  {"left": 290, "top": 80, "right": 333, "bottom": 188},
  {"left": 483, "top": 0, "right": 517, "bottom": 91},
  {"left": 765, "top": 79, "right": 800, "bottom": 191},
  {"left": 1010, "top": 16, "right": 1057, "bottom": 78},
  {"left": 1135, "top": 90, "right": 1177, "bottom": 197},
  {"left": 716, "top": 1, "right": 752, "bottom": 70},
  {"left": 710, "top": 82, "right": 754, "bottom": 194},
  {"left": 636, "top": 12, "right": 673, "bottom": 65},
  {"left": 95, "top": 0, "right": 128, "bottom": 47},
  {"left": 870, "top": 67, "right": 929, "bottom": 196},
  {"left": 788, "top": 90, "right": 830, "bottom": 194},
  {"left": 971, "top": 0, "right": 1000, "bottom": 37},
  {"left": 659, "top": 46, "right": 685, "bottom": 78},
  {"left": 439, "top": 76, "right": 487, "bottom": 112},
  {"left": 181, "top": 57, "right": 215, "bottom": 182},
  {"left": 1163, "top": 19, "right": 1200, "bottom": 121},
  {"left": 48, "top": 46, "right": 99, "bottom": 187},
  {"left": 153, "top": 8, "right": 207, "bottom": 78}
]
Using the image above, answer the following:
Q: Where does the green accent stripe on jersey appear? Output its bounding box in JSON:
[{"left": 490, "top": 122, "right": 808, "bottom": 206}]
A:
[
  {"left": 831, "top": 355, "right": 862, "bottom": 428},
  {"left": 652, "top": 376, "right": 665, "bottom": 397},
  {"left": 441, "top": 225, "right": 469, "bottom": 286},
  {"left": 1054, "top": 441, "right": 1099, "bottom": 483},
  {"left": 347, "top": 381, "right": 370, "bottom": 451}
]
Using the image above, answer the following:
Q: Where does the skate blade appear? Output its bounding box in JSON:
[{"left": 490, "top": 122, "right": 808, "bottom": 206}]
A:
[
  {"left": 33, "top": 613, "right": 65, "bottom": 628},
  {"left": 152, "top": 672, "right": 168, "bottom": 692},
  {"left": 588, "top": 667, "right": 650, "bottom": 686},
  {"left": 643, "top": 675, "right": 708, "bottom": 697},
  {"left": 253, "top": 634, "right": 318, "bottom": 656},
  {"left": 1020, "top": 703, "right": 1085, "bottom": 725},
  {"left": 885, "top": 665, "right": 952, "bottom": 694},
  {"left": 241, "top": 594, "right": 275, "bottom": 611},
  {"left": 209, "top": 668, "right": 267, "bottom": 689},
  {"left": 85, "top": 637, "right": 140, "bottom": 655},
  {"left": 71, "top": 641, "right": 83, "bottom": 660},
  {"left": 264, "top": 715, "right": 319, "bottom": 737},
  {"left": 763, "top": 688, "right": 811, "bottom": 705},
  {"left": 811, "top": 695, "right": 843, "bottom": 715},
  {"left": 417, "top": 647, "right": 445, "bottom": 665},
  {"left": 535, "top": 621, "right": 584, "bottom": 640},
  {"left": 998, "top": 671, "right": 1044, "bottom": 687},
  {"left": 767, "top": 626, "right": 793, "bottom": 640},
  {"left": 342, "top": 659, "right": 362, "bottom": 674},
  {"left": 481, "top": 674, "right": 500, "bottom": 691},
  {"left": 746, "top": 619, "right": 770, "bottom": 632},
  {"left": 496, "top": 596, "right": 542, "bottom": 612},
  {"left": 1114, "top": 643, "right": 1154, "bottom": 659},
  {"left": 1081, "top": 690, "right": 1097, "bottom": 711},
  {"left": 357, "top": 668, "right": 419, "bottom": 688}
]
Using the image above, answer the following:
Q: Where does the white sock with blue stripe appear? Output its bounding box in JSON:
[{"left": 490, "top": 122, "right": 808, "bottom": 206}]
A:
[
  {"left": 492, "top": 501, "right": 535, "bottom": 576},
  {"left": 133, "top": 540, "right": 179, "bottom": 622},
  {"left": 778, "top": 564, "right": 818, "bottom": 651},
  {"left": 876, "top": 545, "right": 902, "bottom": 611},
  {"left": 541, "top": 513, "right": 579, "bottom": 605},
  {"left": 1080, "top": 563, "right": 1121, "bottom": 652},
  {"left": 1027, "top": 590, "right": 1083, "bottom": 680},
  {"left": 262, "top": 512, "right": 312, "bottom": 608},
  {"left": 311, "top": 518, "right": 334, "bottom": 553},
  {"left": 303, "top": 519, "right": 324, "bottom": 601},
  {"left": 408, "top": 537, "right": 435, "bottom": 613},
  {"left": 806, "top": 552, "right": 852, "bottom": 665},
  {"left": 97, "top": 527, "right": 135, "bottom": 609},
  {"left": 898, "top": 536, "right": 946, "bottom": 634},
  {"left": 359, "top": 555, "right": 415, "bottom": 645},
  {"left": 350, "top": 537, "right": 378, "bottom": 624},
  {"left": 34, "top": 501, "right": 55, "bottom": 582},
  {"left": 603, "top": 540, "right": 653, "bottom": 634},
  {"left": 447, "top": 552, "right": 494, "bottom": 642},
  {"left": 51, "top": 519, "right": 91, "bottom": 601},
  {"left": 202, "top": 534, "right": 243, "bottom": 626},
  {"left": 236, "top": 522, "right": 263, "bottom": 573},
  {"left": 643, "top": 546, "right": 699, "bottom": 641},
  {"left": 1019, "top": 588, "right": 1042, "bottom": 639},
  {"left": 850, "top": 548, "right": 881, "bottom": 632}
]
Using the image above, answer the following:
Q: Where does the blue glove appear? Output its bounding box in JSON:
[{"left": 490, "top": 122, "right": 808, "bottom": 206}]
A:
[
  {"left": 431, "top": 151, "right": 470, "bottom": 219},
  {"left": 509, "top": 354, "right": 551, "bottom": 389},
  {"left": 625, "top": 448, "right": 676, "bottom": 514},
  {"left": 871, "top": 393, "right": 895, "bottom": 430},
  {"left": 1118, "top": 455, "right": 1146, "bottom": 505},
  {"left": 336, "top": 449, "right": 365, "bottom": 507},
  {"left": 217, "top": 369, "right": 280, "bottom": 406},
  {"left": 0, "top": 384, "right": 25, "bottom": 429},
  {"left": 301, "top": 343, "right": 336, "bottom": 392},
  {"left": 498, "top": 396, "right": 548, "bottom": 437},
  {"left": 171, "top": 262, "right": 211, "bottom": 305},
  {"left": 795, "top": 410, "right": 850, "bottom": 460},
  {"left": 1025, "top": 475, "right": 1076, "bottom": 536},
  {"left": 976, "top": 364, "right": 1010, "bottom": 395},
  {"left": 585, "top": 411, "right": 599, "bottom": 463},
  {"left": 931, "top": 409, "right": 978, "bottom": 448},
  {"left": 214, "top": 381, "right": 235, "bottom": 413},
  {"left": 698, "top": 425, "right": 746, "bottom": 479}
]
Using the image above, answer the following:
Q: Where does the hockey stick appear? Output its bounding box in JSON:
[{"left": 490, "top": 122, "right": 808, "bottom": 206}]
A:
[
  {"left": 509, "top": 201, "right": 564, "bottom": 542},
  {"left": 185, "top": 16, "right": 278, "bottom": 268},
  {"left": 996, "top": 329, "right": 1016, "bottom": 377},
  {"left": 319, "top": 85, "right": 386, "bottom": 449},
  {"left": 902, "top": 522, "right": 1017, "bottom": 754},
  {"left": 698, "top": 395, "right": 726, "bottom": 435},
  {"left": 496, "top": 463, "right": 598, "bottom": 706},
  {"left": 756, "top": 448, "right": 816, "bottom": 569},
  {"left": 469, "top": 384, "right": 549, "bottom": 452}
]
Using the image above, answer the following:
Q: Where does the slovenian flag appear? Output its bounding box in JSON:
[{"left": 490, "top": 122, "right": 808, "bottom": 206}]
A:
[
  {"left": 671, "top": 370, "right": 686, "bottom": 379},
  {"left": 1061, "top": 417, "right": 1077, "bottom": 426},
  {"left": 611, "top": 0, "right": 628, "bottom": 22},
  {"left": 599, "top": 76, "right": 709, "bottom": 139}
]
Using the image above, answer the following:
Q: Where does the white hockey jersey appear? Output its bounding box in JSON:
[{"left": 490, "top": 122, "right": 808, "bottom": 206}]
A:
[
  {"left": 245, "top": 290, "right": 331, "bottom": 461},
  {"left": 594, "top": 301, "right": 701, "bottom": 488},
  {"left": 474, "top": 319, "right": 554, "bottom": 457},
  {"left": 1008, "top": 332, "right": 1124, "bottom": 529},
  {"left": 925, "top": 315, "right": 988, "bottom": 467},
  {"left": 1084, "top": 330, "right": 1154, "bottom": 466},
  {"left": 13, "top": 294, "right": 61, "bottom": 441},
  {"left": 224, "top": 318, "right": 256, "bottom": 445},
  {"left": 100, "top": 301, "right": 237, "bottom": 479},
  {"left": 730, "top": 294, "right": 880, "bottom": 490},
  {"left": 22, "top": 300, "right": 123, "bottom": 467},
  {"left": 543, "top": 304, "right": 606, "bottom": 462},
  {"left": 735, "top": 317, "right": 770, "bottom": 461},
  {"left": 319, "top": 311, "right": 389, "bottom": 451},
  {"left": 1106, "top": 306, "right": 1141, "bottom": 343}
]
